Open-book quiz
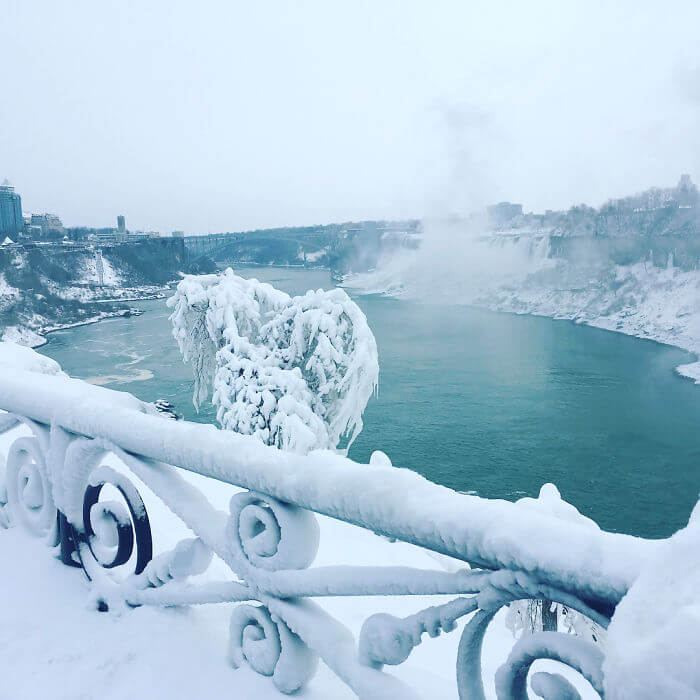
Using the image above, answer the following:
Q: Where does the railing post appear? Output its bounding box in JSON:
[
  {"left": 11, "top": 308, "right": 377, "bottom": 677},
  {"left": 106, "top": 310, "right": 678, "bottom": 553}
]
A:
[{"left": 542, "top": 599, "right": 557, "bottom": 632}]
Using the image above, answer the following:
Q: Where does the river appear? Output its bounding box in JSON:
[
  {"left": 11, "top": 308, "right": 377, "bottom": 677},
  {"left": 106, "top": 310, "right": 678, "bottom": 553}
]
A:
[{"left": 39, "top": 266, "right": 700, "bottom": 539}]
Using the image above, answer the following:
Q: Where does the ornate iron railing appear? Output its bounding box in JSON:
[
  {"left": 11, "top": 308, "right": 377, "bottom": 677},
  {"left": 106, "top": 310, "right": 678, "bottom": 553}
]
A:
[{"left": 0, "top": 367, "right": 674, "bottom": 698}]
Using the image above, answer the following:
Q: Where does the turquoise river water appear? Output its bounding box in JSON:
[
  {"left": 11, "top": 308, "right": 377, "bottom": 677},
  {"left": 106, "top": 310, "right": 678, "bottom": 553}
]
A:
[{"left": 39, "top": 267, "right": 700, "bottom": 539}]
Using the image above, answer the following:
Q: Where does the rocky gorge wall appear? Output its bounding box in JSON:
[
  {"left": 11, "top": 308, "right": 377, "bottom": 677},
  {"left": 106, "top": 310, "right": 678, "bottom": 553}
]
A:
[{"left": 0, "top": 238, "right": 215, "bottom": 345}]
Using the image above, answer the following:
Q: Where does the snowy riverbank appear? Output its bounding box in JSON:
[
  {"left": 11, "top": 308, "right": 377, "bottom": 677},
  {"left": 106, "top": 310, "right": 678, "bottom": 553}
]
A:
[
  {"left": 345, "top": 230, "right": 700, "bottom": 386},
  {"left": 485, "top": 258, "right": 700, "bottom": 384},
  {"left": 0, "top": 235, "right": 208, "bottom": 349},
  {"left": 1, "top": 288, "right": 169, "bottom": 349}
]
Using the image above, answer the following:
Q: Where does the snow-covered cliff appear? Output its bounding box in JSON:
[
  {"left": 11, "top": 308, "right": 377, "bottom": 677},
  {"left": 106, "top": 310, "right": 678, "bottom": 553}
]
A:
[
  {"left": 0, "top": 239, "right": 214, "bottom": 346},
  {"left": 345, "top": 215, "right": 700, "bottom": 382}
]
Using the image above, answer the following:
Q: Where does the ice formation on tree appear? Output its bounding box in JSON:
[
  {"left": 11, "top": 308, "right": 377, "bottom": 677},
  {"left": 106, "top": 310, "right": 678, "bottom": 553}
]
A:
[{"left": 168, "top": 269, "right": 379, "bottom": 453}]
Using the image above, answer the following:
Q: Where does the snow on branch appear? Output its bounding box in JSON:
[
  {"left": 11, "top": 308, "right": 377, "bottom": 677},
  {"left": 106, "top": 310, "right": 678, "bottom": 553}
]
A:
[{"left": 168, "top": 269, "right": 379, "bottom": 453}]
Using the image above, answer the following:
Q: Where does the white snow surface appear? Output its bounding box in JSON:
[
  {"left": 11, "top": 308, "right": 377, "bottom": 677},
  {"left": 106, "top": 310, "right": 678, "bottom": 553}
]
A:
[
  {"left": 0, "top": 417, "right": 601, "bottom": 700},
  {"left": 0, "top": 340, "right": 65, "bottom": 376},
  {"left": 0, "top": 365, "right": 663, "bottom": 602},
  {"left": 0, "top": 479, "right": 518, "bottom": 699},
  {"left": 0, "top": 286, "right": 166, "bottom": 349},
  {"left": 604, "top": 508, "right": 700, "bottom": 699},
  {"left": 507, "top": 485, "right": 604, "bottom": 641},
  {"left": 77, "top": 253, "right": 122, "bottom": 287},
  {"left": 515, "top": 483, "right": 600, "bottom": 533},
  {"left": 1, "top": 325, "right": 46, "bottom": 347},
  {"left": 301, "top": 247, "right": 329, "bottom": 263},
  {"left": 0, "top": 273, "right": 20, "bottom": 300},
  {"left": 168, "top": 269, "right": 379, "bottom": 453},
  {"left": 0, "top": 348, "right": 697, "bottom": 697}
]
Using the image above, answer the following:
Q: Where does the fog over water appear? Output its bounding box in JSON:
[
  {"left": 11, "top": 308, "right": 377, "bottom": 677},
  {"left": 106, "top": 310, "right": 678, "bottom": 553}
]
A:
[{"left": 346, "top": 216, "right": 553, "bottom": 302}]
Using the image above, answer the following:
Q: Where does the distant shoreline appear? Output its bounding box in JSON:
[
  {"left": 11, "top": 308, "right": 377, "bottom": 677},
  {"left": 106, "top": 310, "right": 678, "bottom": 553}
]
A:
[
  {"left": 29, "top": 289, "right": 169, "bottom": 349},
  {"left": 344, "top": 268, "right": 700, "bottom": 389}
]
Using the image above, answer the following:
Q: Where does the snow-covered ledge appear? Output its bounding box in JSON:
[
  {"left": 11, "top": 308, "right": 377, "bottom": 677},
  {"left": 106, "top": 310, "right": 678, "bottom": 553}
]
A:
[{"left": 0, "top": 362, "right": 697, "bottom": 698}]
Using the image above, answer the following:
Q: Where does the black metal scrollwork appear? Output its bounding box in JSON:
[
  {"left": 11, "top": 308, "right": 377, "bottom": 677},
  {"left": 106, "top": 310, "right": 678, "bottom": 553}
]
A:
[
  {"left": 59, "top": 465, "right": 153, "bottom": 594},
  {"left": 81, "top": 467, "right": 152, "bottom": 574}
]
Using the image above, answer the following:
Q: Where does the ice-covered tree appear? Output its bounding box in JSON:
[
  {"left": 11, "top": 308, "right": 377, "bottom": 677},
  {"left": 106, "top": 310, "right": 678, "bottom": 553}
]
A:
[{"left": 168, "top": 269, "right": 379, "bottom": 454}]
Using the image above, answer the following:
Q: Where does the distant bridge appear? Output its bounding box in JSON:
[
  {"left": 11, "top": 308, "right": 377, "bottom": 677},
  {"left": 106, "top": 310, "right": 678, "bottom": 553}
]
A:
[{"left": 183, "top": 233, "right": 242, "bottom": 262}]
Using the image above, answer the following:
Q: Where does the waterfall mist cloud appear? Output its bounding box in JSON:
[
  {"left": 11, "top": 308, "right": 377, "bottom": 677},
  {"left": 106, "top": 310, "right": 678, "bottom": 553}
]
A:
[
  {"left": 1, "top": 1, "right": 699, "bottom": 232},
  {"left": 345, "top": 216, "right": 553, "bottom": 304}
]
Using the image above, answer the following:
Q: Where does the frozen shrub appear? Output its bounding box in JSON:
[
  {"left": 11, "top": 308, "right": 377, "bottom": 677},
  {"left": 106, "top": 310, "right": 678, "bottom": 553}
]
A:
[{"left": 168, "top": 269, "right": 378, "bottom": 454}]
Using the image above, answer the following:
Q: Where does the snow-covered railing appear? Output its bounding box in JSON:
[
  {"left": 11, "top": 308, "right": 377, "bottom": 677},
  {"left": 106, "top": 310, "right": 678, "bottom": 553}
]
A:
[{"left": 0, "top": 367, "right": 693, "bottom": 698}]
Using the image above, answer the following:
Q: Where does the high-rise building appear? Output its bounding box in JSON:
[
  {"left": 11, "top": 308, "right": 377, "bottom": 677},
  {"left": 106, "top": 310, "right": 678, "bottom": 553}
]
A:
[
  {"left": 0, "top": 181, "right": 23, "bottom": 236},
  {"left": 117, "top": 215, "right": 126, "bottom": 232},
  {"left": 29, "top": 213, "right": 64, "bottom": 237}
]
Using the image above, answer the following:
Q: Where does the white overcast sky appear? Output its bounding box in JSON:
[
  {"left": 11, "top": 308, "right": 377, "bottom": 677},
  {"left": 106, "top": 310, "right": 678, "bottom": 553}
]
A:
[{"left": 1, "top": 1, "right": 699, "bottom": 232}]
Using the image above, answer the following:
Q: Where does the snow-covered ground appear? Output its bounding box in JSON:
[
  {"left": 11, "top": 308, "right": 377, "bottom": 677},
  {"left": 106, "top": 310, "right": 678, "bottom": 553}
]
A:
[
  {"left": 488, "top": 258, "right": 700, "bottom": 383},
  {"left": 0, "top": 344, "right": 612, "bottom": 699},
  {"left": 1, "top": 419, "right": 600, "bottom": 699},
  {"left": 299, "top": 247, "right": 329, "bottom": 264},
  {"left": 0, "top": 238, "right": 185, "bottom": 348},
  {"left": 0, "top": 273, "right": 21, "bottom": 302},
  {"left": 3, "top": 405, "right": 696, "bottom": 698}
]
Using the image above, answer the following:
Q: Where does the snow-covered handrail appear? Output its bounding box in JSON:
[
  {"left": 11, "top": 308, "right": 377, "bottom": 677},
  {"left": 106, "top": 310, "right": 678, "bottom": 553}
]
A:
[{"left": 0, "top": 367, "right": 688, "bottom": 698}]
